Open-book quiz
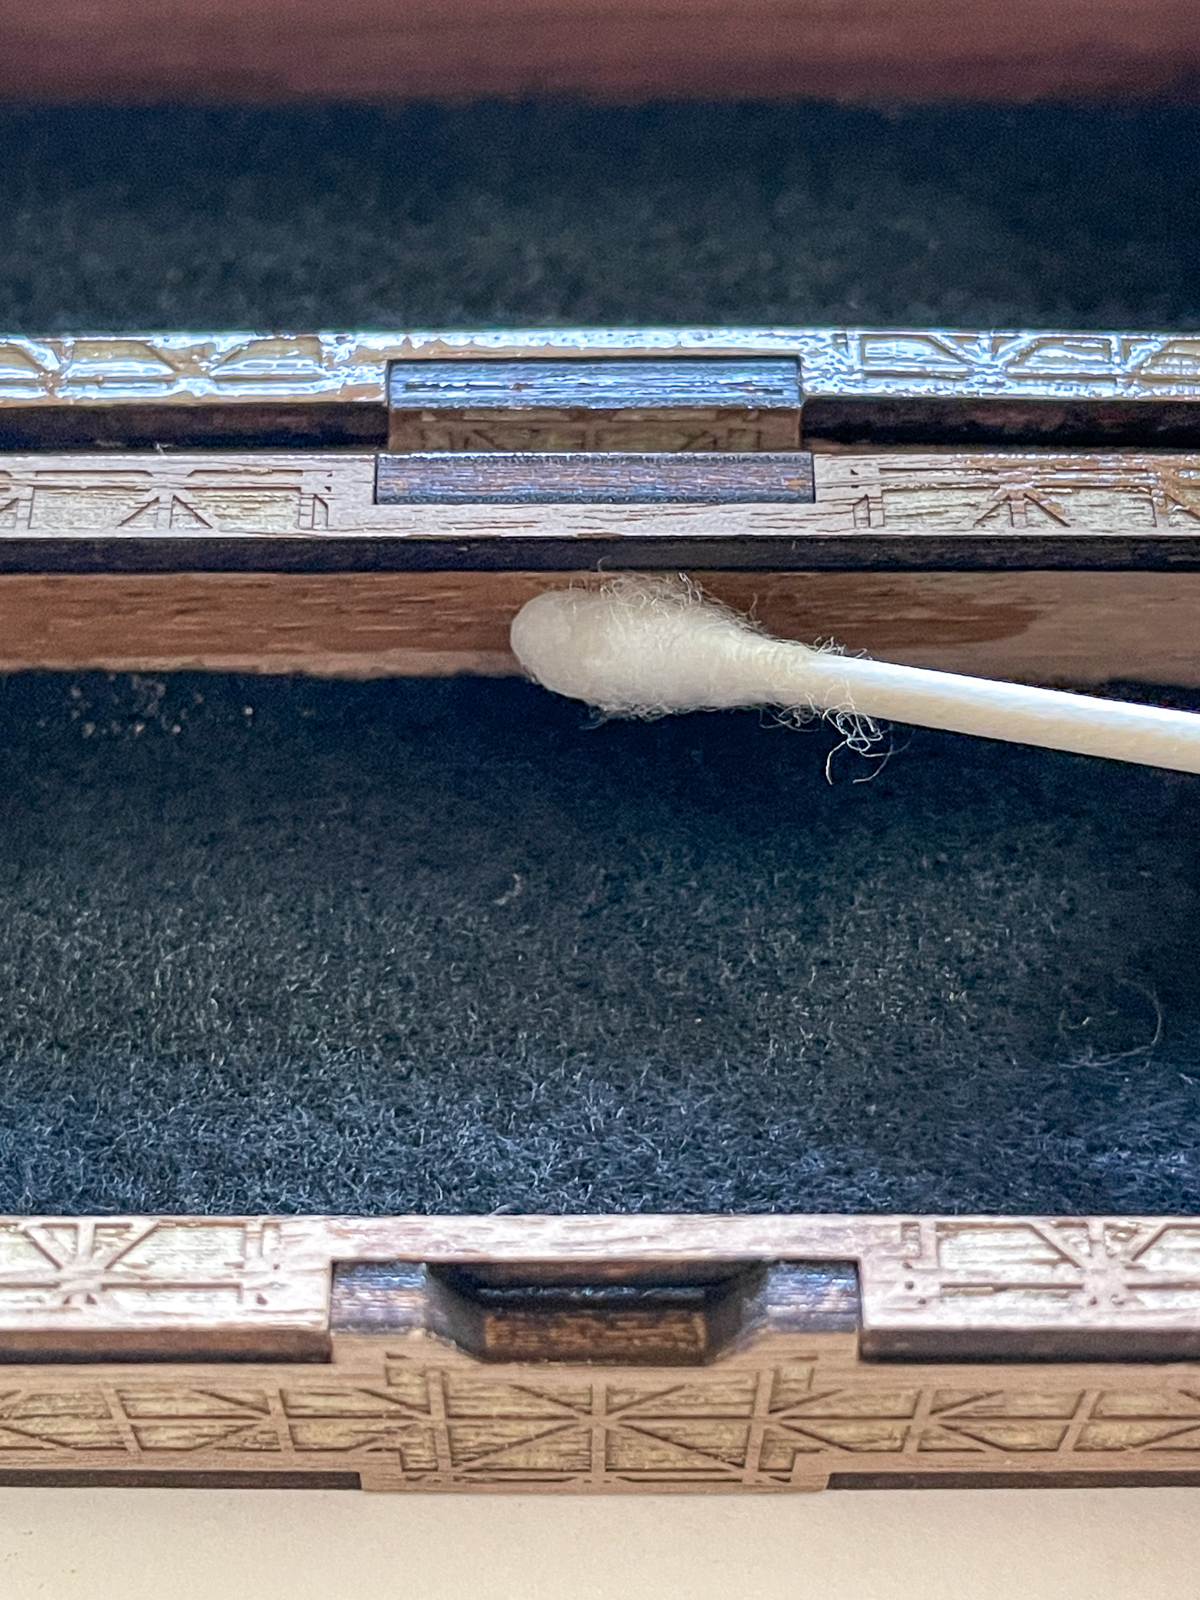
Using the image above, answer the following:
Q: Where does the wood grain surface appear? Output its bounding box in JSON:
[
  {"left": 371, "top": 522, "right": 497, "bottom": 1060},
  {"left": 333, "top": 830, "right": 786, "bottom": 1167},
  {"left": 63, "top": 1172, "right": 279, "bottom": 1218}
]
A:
[
  {"left": 375, "top": 453, "right": 815, "bottom": 503},
  {"left": 387, "top": 358, "right": 802, "bottom": 412},
  {"left": 386, "top": 356, "right": 803, "bottom": 454},
  {"left": 0, "top": 0, "right": 1197, "bottom": 102},
  {"left": 0, "top": 569, "right": 1197, "bottom": 686}
]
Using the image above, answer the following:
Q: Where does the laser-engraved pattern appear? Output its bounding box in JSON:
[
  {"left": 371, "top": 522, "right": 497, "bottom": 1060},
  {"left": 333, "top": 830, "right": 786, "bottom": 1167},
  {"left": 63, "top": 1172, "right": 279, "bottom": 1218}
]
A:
[
  {"left": 0, "top": 459, "right": 334, "bottom": 536},
  {"left": 386, "top": 418, "right": 801, "bottom": 452},
  {"left": 4, "top": 1361, "right": 1200, "bottom": 1486},
  {"left": 1, "top": 1216, "right": 1200, "bottom": 1487},
  {"left": 797, "top": 330, "right": 1200, "bottom": 400},
  {"left": 0, "top": 1218, "right": 326, "bottom": 1335},
  {"left": 868, "top": 454, "right": 1200, "bottom": 533},
  {"left": 0, "top": 336, "right": 369, "bottom": 404},
  {"left": 2, "top": 330, "right": 1199, "bottom": 407},
  {"left": 0, "top": 1389, "right": 125, "bottom": 1452},
  {"left": 858, "top": 1218, "right": 1200, "bottom": 1352},
  {"left": 0, "top": 449, "right": 1195, "bottom": 545},
  {"left": 876, "top": 1218, "right": 1200, "bottom": 1314}
]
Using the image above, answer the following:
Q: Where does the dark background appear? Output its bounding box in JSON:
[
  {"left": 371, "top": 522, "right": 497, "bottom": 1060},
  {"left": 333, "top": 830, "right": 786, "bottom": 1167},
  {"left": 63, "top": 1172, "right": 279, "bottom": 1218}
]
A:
[
  {"left": 0, "top": 103, "right": 1198, "bottom": 1215},
  {"left": 2, "top": 103, "right": 1199, "bottom": 331}
]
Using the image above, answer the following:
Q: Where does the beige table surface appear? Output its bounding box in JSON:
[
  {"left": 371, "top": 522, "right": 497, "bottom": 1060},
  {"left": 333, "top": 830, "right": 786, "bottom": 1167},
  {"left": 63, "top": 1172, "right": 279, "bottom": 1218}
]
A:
[{"left": 0, "top": 1488, "right": 1196, "bottom": 1599}]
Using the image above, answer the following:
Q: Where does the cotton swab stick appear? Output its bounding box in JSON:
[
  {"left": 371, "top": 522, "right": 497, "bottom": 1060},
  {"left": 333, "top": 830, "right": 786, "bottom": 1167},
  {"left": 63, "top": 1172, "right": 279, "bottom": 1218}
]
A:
[{"left": 510, "top": 577, "right": 1200, "bottom": 774}]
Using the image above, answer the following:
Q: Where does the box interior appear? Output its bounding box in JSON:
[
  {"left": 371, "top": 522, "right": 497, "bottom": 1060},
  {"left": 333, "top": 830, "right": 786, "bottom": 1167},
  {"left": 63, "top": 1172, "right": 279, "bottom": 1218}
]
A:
[
  {"left": 3, "top": 101, "right": 1200, "bottom": 1219},
  {"left": 0, "top": 666, "right": 1196, "bottom": 1217},
  {"left": 2, "top": 102, "right": 1198, "bottom": 333}
]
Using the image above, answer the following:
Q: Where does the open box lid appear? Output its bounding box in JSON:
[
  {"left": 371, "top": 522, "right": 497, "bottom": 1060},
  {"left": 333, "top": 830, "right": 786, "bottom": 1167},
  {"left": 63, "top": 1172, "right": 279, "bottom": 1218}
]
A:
[{"left": 2, "top": 0, "right": 1199, "bottom": 104}]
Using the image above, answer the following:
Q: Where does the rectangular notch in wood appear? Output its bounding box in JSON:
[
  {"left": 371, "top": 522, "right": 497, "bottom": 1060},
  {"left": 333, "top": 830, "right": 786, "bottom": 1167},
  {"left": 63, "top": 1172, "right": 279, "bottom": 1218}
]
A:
[
  {"left": 331, "top": 1258, "right": 859, "bottom": 1364},
  {"left": 374, "top": 450, "right": 815, "bottom": 504},
  {"left": 387, "top": 357, "right": 802, "bottom": 452}
]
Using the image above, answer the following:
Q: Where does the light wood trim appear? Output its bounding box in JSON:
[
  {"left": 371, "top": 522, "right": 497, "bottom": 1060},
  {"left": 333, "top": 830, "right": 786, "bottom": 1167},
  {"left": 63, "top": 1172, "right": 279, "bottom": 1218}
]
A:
[
  {"left": 0, "top": 1214, "right": 1199, "bottom": 1489},
  {"left": 0, "top": 331, "right": 1198, "bottom": 409},
  {"left": 6, "top": 1212, "right": 1200, "bottom": 1359},
  {"left": 0, "top": 449, "right": 1197, "bottom": 572}
]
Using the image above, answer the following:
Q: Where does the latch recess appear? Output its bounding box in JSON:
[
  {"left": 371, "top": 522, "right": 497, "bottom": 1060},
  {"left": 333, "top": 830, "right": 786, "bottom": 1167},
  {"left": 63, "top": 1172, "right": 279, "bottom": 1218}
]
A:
[{"left": 380, "top": 355, "right": 812, "bottom": 505}]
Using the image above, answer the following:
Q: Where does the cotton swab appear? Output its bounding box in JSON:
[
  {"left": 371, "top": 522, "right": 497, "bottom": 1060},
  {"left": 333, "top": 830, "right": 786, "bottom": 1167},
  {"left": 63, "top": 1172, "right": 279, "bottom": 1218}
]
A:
[{"left": 510, "top": 577, "right": 1200, "bottom": 774}]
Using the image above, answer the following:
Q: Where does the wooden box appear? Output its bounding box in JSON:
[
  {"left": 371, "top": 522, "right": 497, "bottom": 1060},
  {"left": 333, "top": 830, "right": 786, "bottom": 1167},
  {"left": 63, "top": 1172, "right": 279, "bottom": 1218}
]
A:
[{"left": 3, "top": 326, "right": 1200, "bottom": 1493}]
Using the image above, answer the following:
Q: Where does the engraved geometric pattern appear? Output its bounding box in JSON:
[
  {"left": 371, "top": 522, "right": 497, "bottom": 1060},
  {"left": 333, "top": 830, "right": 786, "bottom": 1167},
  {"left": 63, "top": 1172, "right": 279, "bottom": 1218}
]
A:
[
  {"left": 862, "top": 1217, "right": 1200, "bottom": 1333},
  {"left": 5, "top": 1212, "right": 1200, "bottom": 1339},
  {"left": 0, "top": 451, "right": 1198, "bottom": 544},
  {"left": 4, "top": 1213, "right": 1200, "bottom": 1341},
  {"left": 867, "top": 457, "right": 1200, "bottom": 534},
  {"left": 0, "top": 461, "right": 334, "bottom": 536},
  {"left": 1, "top": 330, "right": 1199, "bottom": 407},
  {"left": 797, "top": 329, "right": 1200, "bottom": 400},
  {"left": 2, "top": 1365, "right": 1200, "bottom": 1487},
  {"left": 3, "top": 1216, "right": 1200, "bottom": 1487},
  {"left": 0, "top": 1217, "right": 324, "bottom": 1331}
]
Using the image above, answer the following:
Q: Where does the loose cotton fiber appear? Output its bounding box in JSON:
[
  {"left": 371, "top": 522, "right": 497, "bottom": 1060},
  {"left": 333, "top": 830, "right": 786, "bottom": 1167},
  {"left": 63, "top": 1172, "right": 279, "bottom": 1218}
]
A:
[{"left": 511, "top": 576, "right": 1200, "bottom": 773}]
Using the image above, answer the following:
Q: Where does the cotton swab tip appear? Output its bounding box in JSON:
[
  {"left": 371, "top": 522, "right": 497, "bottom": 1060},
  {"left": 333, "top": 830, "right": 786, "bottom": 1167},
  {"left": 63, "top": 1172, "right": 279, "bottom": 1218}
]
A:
[
  {"left": 511, "top": 577, "right": 1200, "bottom": 774},
  {"left": 510, "top": 579, "right": 801, "bottom": 717}
]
